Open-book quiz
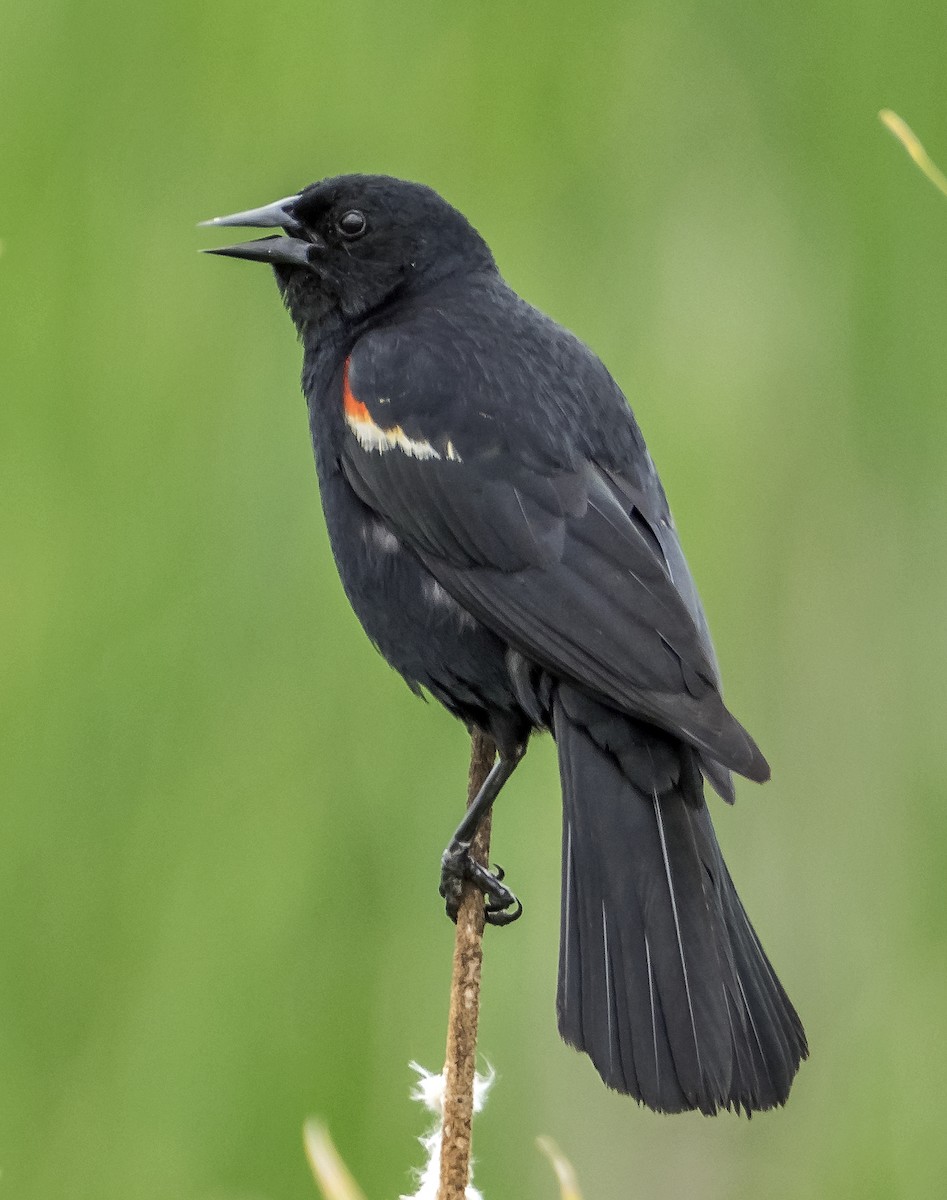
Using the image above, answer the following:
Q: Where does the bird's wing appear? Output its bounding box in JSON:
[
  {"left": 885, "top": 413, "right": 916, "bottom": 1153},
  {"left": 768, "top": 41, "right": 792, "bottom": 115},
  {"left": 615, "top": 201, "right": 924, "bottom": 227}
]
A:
[{"left": 338, "top": 334, "right": 767, "bottom": 781}]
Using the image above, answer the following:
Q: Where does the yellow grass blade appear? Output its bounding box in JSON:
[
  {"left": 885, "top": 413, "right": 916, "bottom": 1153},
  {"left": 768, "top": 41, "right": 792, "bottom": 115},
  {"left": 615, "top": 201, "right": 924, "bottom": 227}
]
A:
[
  {"left": 303, "top": 1120, "right": 368, "bottom": 1200},
  {"left": 537, "top": 1136, "right": 584, "bottom": 1200},
  {"left": 879, "top": 109, "right": 947, "bottom": 199}
]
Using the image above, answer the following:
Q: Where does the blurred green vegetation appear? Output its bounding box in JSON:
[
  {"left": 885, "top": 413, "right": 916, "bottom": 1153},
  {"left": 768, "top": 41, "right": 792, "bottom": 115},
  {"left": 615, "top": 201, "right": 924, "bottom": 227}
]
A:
[{"left": 3, "top": 2, "right": 947, "bottom": 1197}]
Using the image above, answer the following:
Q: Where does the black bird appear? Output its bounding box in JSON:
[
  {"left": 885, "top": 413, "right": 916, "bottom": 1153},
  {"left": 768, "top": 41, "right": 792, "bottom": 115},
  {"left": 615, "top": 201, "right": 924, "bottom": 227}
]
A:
[{"left": 202, "top": 175, "right": 807, "bottom": 1113}]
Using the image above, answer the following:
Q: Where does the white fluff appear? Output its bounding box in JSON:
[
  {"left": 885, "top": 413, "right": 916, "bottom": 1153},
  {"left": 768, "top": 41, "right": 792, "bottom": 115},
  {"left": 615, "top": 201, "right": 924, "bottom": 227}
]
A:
[{"left": 400, "top": 1062, "right": 495, "bottom": 1200}]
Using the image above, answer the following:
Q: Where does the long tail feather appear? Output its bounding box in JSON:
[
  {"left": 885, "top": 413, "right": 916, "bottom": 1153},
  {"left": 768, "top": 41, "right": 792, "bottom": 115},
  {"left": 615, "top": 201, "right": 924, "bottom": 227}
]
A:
[{"left": 553, "top": 687, "right": 807, "bottom": 1114}]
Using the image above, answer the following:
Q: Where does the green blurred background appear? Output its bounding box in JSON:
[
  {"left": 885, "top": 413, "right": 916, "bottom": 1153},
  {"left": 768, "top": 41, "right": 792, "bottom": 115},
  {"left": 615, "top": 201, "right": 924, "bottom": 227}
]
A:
[{"left": 3, "top": 2, "right": 947, "bottom": 1197}]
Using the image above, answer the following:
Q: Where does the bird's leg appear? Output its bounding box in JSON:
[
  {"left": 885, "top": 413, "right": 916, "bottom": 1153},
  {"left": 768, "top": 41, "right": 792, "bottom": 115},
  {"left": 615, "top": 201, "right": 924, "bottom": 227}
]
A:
[{"left": 440, "top": 742, "right": 525, "bottom": 927}]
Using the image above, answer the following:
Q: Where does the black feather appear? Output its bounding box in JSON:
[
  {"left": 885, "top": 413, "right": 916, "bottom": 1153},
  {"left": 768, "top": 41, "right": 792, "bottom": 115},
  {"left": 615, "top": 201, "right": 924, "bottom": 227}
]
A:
[{"left": 553, "top": 688, "right": 807, "bottom": 1112}]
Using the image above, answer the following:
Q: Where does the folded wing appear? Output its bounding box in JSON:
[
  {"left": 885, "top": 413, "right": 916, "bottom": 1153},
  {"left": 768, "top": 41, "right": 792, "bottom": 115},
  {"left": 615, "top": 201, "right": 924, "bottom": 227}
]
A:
[{"left": 340, "top": 337, "right": 768, "bottom": 781}]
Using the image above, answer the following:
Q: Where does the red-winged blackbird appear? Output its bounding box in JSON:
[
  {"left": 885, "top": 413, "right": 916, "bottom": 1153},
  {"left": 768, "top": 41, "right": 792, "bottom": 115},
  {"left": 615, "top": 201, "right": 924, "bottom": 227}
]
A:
[{"left": 202, "top": 175, "right": 807, "bottom": 1114}]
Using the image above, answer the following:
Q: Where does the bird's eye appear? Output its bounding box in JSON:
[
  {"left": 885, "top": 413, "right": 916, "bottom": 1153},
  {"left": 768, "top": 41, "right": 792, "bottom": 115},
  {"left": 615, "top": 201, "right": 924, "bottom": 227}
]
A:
[{"left": 337, "top": 210, "right": 367, "bottom": 239}]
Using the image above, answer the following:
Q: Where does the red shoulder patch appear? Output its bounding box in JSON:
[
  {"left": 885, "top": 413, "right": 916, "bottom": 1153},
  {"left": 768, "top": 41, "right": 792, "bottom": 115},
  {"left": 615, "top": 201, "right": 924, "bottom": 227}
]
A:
[
  {"left": 340, "top": 355, "right": 454, "bottom": 462},
  {"left": 342, "top": 357, "right": 372, "bottom": 423}
]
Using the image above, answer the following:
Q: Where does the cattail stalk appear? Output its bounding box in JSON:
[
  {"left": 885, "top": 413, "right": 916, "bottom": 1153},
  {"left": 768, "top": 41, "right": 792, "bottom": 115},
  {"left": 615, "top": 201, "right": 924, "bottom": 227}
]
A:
[{"left": 438, "top": 729, "right": 496, "bottom": 1200}]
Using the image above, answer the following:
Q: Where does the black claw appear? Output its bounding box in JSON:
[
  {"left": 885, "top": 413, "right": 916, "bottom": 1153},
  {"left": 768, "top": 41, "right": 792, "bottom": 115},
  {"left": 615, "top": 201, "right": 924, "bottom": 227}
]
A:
[
  {"left": 485, "top": 896, "right": 523, "bottom": 926},
  {"left": 439, "top": 843, "right": 521, "bottom": 927},
  {"left": 492, "top": 863, "right": 505, "bottom": 882},
  {"left": 440, "top": 876, "right": 464, "bottom": 924}
]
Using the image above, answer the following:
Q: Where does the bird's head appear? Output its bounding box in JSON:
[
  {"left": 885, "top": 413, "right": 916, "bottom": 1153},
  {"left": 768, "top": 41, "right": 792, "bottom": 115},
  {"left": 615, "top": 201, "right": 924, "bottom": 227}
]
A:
[{"left": 202, "top": 174, "right": 496, "bottom": 330}]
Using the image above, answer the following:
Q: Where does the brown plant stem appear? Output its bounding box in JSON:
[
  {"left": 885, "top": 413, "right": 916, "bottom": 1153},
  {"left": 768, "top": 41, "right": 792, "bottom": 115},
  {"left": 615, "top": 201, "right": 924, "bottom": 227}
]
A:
[{"left": 438, "top": 728, "right": 497, "bottom": 1200}]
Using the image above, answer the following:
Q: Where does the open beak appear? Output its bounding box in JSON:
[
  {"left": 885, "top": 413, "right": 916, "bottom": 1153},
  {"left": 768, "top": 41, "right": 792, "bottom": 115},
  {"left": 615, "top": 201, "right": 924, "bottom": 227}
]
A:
[{"left": 200, "top": 193, "right": 325, "bottom": 268}]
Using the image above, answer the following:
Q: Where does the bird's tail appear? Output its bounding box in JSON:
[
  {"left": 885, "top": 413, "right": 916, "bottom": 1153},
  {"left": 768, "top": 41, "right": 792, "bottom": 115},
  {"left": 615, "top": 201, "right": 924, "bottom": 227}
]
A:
[{"left": 552, "top": 687, "right": 807, "bottom": 1114}]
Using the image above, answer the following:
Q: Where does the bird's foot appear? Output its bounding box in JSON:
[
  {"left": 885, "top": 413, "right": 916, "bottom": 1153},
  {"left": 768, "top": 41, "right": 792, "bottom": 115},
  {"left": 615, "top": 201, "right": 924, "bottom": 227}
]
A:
[{"left": 439, "top": 843, "right": 523, "bottom": 926}]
